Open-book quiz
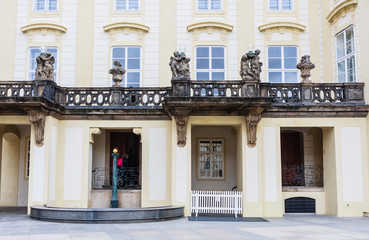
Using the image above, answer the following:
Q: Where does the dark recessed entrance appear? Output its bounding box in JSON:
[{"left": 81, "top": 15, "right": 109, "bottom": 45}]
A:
[{"left": 285, "top": 197, "right": 316, "bottom": 213}]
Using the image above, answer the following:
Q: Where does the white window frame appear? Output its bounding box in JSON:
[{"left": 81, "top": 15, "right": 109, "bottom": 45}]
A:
[
  {"left": 195, "top": 46, "right": 226, "bottom": 81},
  {"left": 267, "top": 46, "right": 299, "bottom": 83},
  {"left": 28, "top": 47, "right": 58, "bottom": 82},
  {"left": 268, "top": 0, "right": 293, "bottom": 11},
  {"left": 115, "top": 0, "right": 139, "bottom": 11},
  {"left": 198, "top": 139, "right": 225, "bottom": 180},
  {"left": 335, "top": 25, "right": 356, "bottom": 83},
  {"left": 112, "top": 46, "right": 142, "bottom": 87},
  {"left": 197, "top": 0, "right": 222, "bottom": 11},
  {"left": 33, "top": 0, "right": 58, "bottom": 11}
]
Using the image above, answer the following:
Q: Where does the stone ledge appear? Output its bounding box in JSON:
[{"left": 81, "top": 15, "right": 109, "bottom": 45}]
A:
[{"left": 30, "top": 205, "right": 184, "bottom": 223}]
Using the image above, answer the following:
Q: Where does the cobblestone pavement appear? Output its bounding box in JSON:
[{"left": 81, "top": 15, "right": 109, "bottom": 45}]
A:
[{"left": 1, "top": 209, "right": 369, "bottom": 240}]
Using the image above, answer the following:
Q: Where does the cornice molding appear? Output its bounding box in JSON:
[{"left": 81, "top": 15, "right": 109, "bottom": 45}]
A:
[
  {"left": 103, "top": 21, "right": 150, "bottom": 33},
  {"left": 258, "top": 22, "right": 306, "bottom": 32},
  {"left": 21, "top": 22, "right": 67, "bottom": 33},
  {"left": 327, "top": 0, "right": 358, "bottom": 23},
  {"left": 187, "top": 21, "right": 233, "bottom": 32}
]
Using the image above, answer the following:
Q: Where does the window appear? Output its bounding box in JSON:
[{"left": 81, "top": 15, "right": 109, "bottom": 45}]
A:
[
  {"left": 198, "top": 140, "right": 224, "bottom": 180},
  {"left": 267, "top": 46, "right": 298, "bottom": 83},
  {"left": 198, "top": 0, "right": 222, "bottom": 10},
  {"left": 24, "top": 137, "right": 30, "bottom": 179},
  {"left": 28, "top": 47, "right": 58, "bottom": 81},
  {"left": 112, "top": 47, "right": 141, "bottom": 87},
  {"left": 34, "top": 0, "right": 57, "bottom": 11},
  {"left": 116, "top": 0, "right": 139, "bottom": 11},
  {"left": 269, "top": 0, "right": 293, "bottom": 11},
  {"left": 336, "top": 26, "right": 356, "bottom": 82},
  {"left": 195, "top": 46, "right": 225, "bottom": 80}
]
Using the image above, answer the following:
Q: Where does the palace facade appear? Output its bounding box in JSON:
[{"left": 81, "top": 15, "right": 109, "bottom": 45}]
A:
[{"left": 0, "top": 0, "right": 368, "bottom": 218}]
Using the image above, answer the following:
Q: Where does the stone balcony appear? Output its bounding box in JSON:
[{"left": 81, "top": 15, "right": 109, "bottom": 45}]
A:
[{"left": 0, "top": 79, "right": 367, "bottom": 147}]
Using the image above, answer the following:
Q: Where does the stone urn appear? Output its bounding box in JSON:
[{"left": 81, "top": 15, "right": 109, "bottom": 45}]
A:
[{"left": 109, "top": 61, "right": 126, "bottom": 87}]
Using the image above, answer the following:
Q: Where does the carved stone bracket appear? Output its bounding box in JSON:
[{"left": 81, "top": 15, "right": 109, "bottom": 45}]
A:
[
  {"left": 245, "top": 112, "right": 262, "bottom": 147},
  {"left": 133, "top": 127, "right": 142, "bottom": 142},
  {"left": 89, "top": 127, "right": 101, "bottom": 143},
  {"left": 28, "top": 112, "right": 46, "bottom": 147},
  {"left": 174, "top": 114, "right": 189, "bottom": 147}
]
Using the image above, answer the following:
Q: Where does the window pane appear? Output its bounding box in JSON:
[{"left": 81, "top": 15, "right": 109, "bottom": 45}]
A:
[
  {"left": 127, "top": 59, "right": 140, "bottom": 69},
  {"left": 268, "top": 59, "right": 282, "bottom": 69},
  {"left": 282, "top": 0, "right": 292, "bottom": 10},
  {"left": 211, "top": 0, "right": 221, "bottom": 10},
  {"left": 198, "top": 0, "right": 208, "bottom": 10},
  {"left": 347, "top": 56, "right": 355, "bottom": 70},
  {"left": 284, "top": 58, "right": 297, "bottom": 69},
  {"left": 212, "top": 59, "right": 224, "bottom": 69},
  {"left": 347, "top": 69, "right": 355, "bottom": 82},
  {"left": 284, "top": 72, "right": 298, "bottom": 83},
  {"left": 113, "top": 48, "right": 125, "bottom": 58},
  {"left": 36, "top": 0, "right": 45, "bottom": 10},
  {"left": 336, "top": 33, "right": 345, "bottom": 59},
  {"left": 284, "top": 46, "right": 297, "bottom": 57},
  {"left": 197, "top": 72, "right": 209, "bottom": 80},
  {"left": 129, "top": 0, "right": 139, "bottom": 10},
  {"left": 128, "top": 47, "right": 140, "bottom": 58},
  {"left": 197, "top": 59, "right": 209, "bottom": 69},
  {"left": 346, "top": 27, "right": 355, "bottom": 55},
  {"left": 49, "top": 0, "right": 57, "bottom": 11},
  {"left": 337, "top": 60, "right": 345, "bottom": 74},
  {"left": 116, "top": 0, "right": 126, "bottom": 10},
  {"left": 268, "top": 47, "right": 281, "bottom": 57},
  {"left": 212, "top": 47, "right": 224, "bottom": 57},
  {"left": 347, "top": 56, "right": 356, "bottom": 82},
  {"left": 269, "top": 0, "right": 279, "bottom": 10},
  {"left": 212, "top": 72, "right": 225, "bottom": 80},
  {"left": 197, "top": 47, "right": 209, "bottom": 57},
  {"left": 338, "top": 73, "right": 346, "bottom": 83},
  {"left": 269, "top": 72, "right": 282, "bottom": 83},
  {"left": 127, "top": 72, "right": 140, "bottom": 87}
]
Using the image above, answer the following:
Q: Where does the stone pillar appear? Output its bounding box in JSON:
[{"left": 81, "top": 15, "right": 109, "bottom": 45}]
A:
[{"left": 171, "top": 77, "right": 191, "bottom": 97}]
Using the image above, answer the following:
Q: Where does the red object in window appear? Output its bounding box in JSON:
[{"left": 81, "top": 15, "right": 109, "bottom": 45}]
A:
[{"left": 117, "top": 158, "right": 123, "bottom": 166}]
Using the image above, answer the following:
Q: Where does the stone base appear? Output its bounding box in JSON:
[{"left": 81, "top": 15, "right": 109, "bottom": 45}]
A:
[
  {"left": 30, "top": 205, "right": 184, "bottom": 223},
  {"left": 90, "top": 189, "right": 141, "bottom": 208}
]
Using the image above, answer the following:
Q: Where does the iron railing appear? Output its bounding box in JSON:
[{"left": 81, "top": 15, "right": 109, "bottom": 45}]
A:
[
  {"left": 282, "top": 165, "right": 323, "bottom": 187},
  {"left": 91, "top": 167, "right": 140, "bottom": 189},
  {"left": 190, "top": 80, "right": 242, "bottom": 97}
]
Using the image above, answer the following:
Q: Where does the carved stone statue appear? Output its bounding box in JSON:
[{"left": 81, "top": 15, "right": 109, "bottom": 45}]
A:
[
  {"left": 28, "top": 112, "right": 46, "bottom": 147},
  {"left": 170, "top": 51, "right": 191, "bottom": 79},
  {"left": 245, "top": 113, "right": 261, "bottom": 146},
  {"left": 296, "top": 55, "right": 315, "bottom": 83},
  {"left": 35, "top": 52, "right": 55, "bottom": 81},
  {"left": 109, "top": 61, "right": 126, "bottom": 87},
  {"left": 240, "top": 49, "right": 263, "bottom": 81}
]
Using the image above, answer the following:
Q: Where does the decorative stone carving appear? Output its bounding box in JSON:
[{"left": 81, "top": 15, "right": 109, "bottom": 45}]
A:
[
  {"left": 28, "top": 112, "right": 46, "bottom": 147},
  {"left": 296, "top": 55, "right": 315, "bottom": 83},
  {"left": 35, "top": 51, "right": 55, "bottom": 81},
  {"left": 245, "top": 113, "right": 261, "bottom": 147},
  {"left": 174, "top": 114, "right": 189, "bottom": 147},
  {"left": 109, "top": 61, "right": 126, "bottom": 87},
  {"left": 89, "top": 128, "right": 101, "bottom": 143},
  {"left": 240, "top": 49, "right": 263, "bottom": 81},
  {"left": 169, "top": 51, "right": 191, "bottom": 79},
  {"left": 133, "top": 127, "right": 142, "bottom": 143}
]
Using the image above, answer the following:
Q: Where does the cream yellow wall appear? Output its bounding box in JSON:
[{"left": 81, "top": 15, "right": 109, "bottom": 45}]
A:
[
  {"left": 0, "top": 0, "right": 17, "bottom": 80},
  {"left": 0, "top": 133, "right": 20, "bottom": 206},
  {"left": 75, "top": 0, "right": 94, "bottom": 87}
]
